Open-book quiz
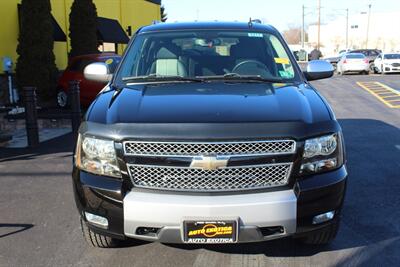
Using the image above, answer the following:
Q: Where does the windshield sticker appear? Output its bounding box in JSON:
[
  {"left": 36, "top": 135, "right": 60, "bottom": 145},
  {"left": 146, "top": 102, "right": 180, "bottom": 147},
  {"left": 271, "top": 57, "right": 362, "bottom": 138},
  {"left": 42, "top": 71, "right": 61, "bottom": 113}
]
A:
[
  {"left": 248, "top": 33, "right": 263, "bottom": 38},
  {"left": 273, "top": 83, "right": 288, "bottom": 87},
  {"left": 274, "top": 57, "right": 290, "bottom": 64},
  {"left": 105, "top": 58, "right": 114, "bottom": 65},
  {"left": 279, "top": 70, "right": 293, "bottom": 79}
]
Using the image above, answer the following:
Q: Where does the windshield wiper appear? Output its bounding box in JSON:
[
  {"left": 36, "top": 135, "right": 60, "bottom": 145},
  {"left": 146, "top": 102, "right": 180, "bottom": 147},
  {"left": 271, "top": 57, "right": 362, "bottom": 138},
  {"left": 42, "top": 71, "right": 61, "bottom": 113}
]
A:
[
  {"left": 122, "top": 74, "right": 204, "bottom": 83},
  {"left": 197, "top": 73, "right": 285, "bottom": 83}
]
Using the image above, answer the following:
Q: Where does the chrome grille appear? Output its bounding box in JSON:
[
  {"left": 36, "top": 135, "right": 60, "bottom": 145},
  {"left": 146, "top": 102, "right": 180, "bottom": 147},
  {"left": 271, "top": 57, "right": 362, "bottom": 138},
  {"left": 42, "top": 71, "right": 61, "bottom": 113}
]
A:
[
  {"left": 127, "top": 163, "right": 292, "bottom": 192},
  {"left": 124, "top": 140, "right": 296, "bottom": 157}
]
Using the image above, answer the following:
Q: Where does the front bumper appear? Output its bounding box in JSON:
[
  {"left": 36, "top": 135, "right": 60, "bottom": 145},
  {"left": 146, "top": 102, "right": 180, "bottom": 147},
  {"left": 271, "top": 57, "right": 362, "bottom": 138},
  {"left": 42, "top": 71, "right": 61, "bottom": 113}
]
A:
[
  {"left": 73, "top": 165, "right": 347, "bottom": 243},
  {"left": 383, "top": 66, "right": 400, "bottom": 73},
  {"left": 124, "top": 189, "right": 296, "bottom": 243}
]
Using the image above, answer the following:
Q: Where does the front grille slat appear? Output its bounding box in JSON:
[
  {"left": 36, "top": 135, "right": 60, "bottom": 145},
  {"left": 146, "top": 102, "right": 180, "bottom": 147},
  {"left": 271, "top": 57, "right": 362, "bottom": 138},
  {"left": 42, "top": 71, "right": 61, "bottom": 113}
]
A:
[
  {"left": 127, "top": 163, "right": 292, "bottom": 192},
  {"left": 124, "top": 139, "right": 296, "bottom": 192},
  {"left": 124, "top": 140, "right": 296, "bottom": 157}
]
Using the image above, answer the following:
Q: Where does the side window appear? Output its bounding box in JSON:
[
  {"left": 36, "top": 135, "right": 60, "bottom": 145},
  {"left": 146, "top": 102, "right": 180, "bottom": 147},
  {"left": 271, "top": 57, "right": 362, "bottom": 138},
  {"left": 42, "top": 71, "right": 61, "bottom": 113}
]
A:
[
  {"left": 103, "top": 57, "right": 121, "bottom": 73},
  {"left": 269, "top": 35, "right": 294, "bottom": 79}
]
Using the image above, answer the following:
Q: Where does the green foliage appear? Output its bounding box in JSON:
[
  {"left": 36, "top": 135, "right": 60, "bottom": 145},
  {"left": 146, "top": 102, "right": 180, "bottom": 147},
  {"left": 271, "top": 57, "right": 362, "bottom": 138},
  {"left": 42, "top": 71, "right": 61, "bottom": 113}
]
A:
[
  {"left": 161, "top": 5, "right": 167, "bottom": 22},
  {"left": 16, "top": 0, "right": 58, "bottom": 100},
  {"left": 69, "top": 0, "right": 99, "bottom": 57}
]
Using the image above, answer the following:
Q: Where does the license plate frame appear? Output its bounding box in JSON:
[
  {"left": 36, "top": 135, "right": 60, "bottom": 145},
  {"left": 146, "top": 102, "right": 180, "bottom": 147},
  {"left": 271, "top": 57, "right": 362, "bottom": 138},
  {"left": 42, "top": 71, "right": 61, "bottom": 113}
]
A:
[{"left": 183, "top": 219, "right": 238, "bottom": 244}]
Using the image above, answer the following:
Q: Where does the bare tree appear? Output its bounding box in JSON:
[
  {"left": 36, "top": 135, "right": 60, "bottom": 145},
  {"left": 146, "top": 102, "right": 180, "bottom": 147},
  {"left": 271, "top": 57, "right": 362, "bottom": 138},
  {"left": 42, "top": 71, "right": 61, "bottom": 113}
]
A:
[{"left": 282, "top": 26, "right": 307, "bottom": 45}]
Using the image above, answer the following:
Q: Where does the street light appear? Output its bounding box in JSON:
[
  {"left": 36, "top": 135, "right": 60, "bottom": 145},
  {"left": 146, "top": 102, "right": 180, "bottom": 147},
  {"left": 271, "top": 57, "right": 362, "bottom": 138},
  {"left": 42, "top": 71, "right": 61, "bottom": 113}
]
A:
[
  {"left": 366, "top": 4, "right": 371, "bottom": 48},
  {"left": 317, "top": 0, "right": 321, "bottom": 50},
  {"left": 360, "top": 4, "right": 372, "bottom": 48},
  {"left": 331, "top": 8, "right": 350, "bottom": 49},
  {"left": 301, "top": 5, "right": 315, "bottom": 49}
]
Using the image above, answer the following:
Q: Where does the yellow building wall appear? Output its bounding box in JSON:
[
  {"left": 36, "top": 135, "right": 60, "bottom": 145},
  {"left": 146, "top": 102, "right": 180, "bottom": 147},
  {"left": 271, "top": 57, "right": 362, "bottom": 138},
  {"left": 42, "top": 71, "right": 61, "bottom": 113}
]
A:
[
  {"left": 0, "top": 0, "right": 20, "bottom": 73},
  {"left": 0, "top": 0, "right": 160, "bottom": 73}
]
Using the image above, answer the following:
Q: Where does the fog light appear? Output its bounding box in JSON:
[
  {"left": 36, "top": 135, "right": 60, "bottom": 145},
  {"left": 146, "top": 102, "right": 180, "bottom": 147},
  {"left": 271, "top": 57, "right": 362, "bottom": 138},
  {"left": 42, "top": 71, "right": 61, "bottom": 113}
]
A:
[
  {"left": 312, "top": 211, "right": 335, "bottom": 224},
  {"left": 85, "top": 212, "right": 108, "bottom": 229}
]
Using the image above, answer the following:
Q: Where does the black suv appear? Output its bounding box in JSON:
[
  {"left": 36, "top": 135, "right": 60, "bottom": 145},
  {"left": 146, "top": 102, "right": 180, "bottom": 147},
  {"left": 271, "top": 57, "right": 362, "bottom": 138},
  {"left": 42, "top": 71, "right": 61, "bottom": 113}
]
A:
[{"left": 73, "top": 22, "right": 347, "bottom": 248}]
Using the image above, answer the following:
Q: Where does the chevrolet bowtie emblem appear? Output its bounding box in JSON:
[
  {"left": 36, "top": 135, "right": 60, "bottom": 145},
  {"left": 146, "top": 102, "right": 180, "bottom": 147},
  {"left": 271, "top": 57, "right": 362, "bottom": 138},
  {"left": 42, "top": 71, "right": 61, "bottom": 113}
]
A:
[{"left": 190, "top": 156, "right": 229, "bottom": 170}]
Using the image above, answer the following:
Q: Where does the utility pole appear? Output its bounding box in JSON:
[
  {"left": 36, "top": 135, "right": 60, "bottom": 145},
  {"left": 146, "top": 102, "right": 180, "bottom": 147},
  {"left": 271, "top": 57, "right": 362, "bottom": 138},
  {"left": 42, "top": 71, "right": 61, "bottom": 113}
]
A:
[
  {"left": 346, "top": 8, "right": 349, "bottom": 49},
  {"left": 317, "top": 0, "right": 321, "bottom": 50},
  {"left": 366, "top": 4, "right": 371, "bottom": 48},
  {"left": 301, "top": 5, "right": 305, "bottom": 49}
]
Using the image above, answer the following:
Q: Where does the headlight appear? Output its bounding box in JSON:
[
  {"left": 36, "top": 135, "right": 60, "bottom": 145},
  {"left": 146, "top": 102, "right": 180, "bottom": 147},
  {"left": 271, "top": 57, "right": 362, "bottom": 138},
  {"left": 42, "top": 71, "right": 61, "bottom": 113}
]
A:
[
  {"left": 303, "top": 134, "right": 337, "bottom": 158},
  {"left": 75, "top": 134, "right": 121, "bottom": 178},
  {"left": 300, "top": 133, "right": 343, "bottom": 175}
]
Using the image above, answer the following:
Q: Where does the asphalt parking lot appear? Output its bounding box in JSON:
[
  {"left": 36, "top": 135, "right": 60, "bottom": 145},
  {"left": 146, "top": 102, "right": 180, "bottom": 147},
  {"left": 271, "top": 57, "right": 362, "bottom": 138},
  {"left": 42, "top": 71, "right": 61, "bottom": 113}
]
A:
[{"left": 1, "top": 73, "right": 399, "bottom": 267}]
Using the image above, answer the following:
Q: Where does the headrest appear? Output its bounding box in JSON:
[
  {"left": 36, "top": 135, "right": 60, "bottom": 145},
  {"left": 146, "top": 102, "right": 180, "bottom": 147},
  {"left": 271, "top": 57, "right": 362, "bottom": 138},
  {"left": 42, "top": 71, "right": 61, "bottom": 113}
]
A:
[{"left": 156, "top": 44, "right": 181, "bottom": 59}]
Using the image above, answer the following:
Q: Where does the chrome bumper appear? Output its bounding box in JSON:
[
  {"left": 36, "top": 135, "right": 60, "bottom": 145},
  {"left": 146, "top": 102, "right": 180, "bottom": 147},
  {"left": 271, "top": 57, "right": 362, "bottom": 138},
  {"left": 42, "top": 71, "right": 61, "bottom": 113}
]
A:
[{"left": 123, "top": 189, "right": 297, "bottom": 243}]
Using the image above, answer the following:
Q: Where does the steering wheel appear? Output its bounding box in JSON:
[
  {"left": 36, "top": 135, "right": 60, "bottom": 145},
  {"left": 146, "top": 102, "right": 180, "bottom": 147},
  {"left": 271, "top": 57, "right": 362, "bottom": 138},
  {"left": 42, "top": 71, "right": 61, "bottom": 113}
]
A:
[{"left": 231, "top": 60, "right": 270, "bottom": 75}]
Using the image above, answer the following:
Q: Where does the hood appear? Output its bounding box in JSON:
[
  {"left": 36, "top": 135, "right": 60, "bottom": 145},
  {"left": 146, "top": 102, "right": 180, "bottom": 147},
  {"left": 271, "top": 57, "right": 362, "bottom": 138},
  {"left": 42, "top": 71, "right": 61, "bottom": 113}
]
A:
[
  {"left": 382, "top": 59, "right": 400, "bottom": 63},
  {"left": 87, "top": 82, "right": 331, "bottom": 124}
]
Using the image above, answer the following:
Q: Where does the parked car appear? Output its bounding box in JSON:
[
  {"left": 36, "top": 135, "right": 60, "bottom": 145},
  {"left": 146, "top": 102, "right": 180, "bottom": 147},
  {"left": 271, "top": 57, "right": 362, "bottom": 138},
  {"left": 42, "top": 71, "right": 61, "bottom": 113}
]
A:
[
  {"left": 350, "top": 49, "right": 381, "bottom": 70},
  {"left": 56, "top": 53, "right": 121, "bottom": 108},
  {"left": 323, "top": 50, "right": 349, "bottom": 69},
  {"left": 337, "top": 53, "right": 370, "bottom": 75},
  {"left": 350, "top": 49, "right": 381, "bottom": 63},
  {"left": 373, "top": 53, "right": 400, "bottom": 74},
  {"left": 73, "top": 22, "right": 346, "bottom": 248}
]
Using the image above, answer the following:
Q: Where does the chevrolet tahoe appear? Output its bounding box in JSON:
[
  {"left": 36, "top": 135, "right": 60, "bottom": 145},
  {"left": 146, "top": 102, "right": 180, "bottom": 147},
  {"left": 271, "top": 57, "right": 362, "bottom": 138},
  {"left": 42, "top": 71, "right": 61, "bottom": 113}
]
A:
[{"left": 72, "top": 21, "right": 347, "bottom": 248}]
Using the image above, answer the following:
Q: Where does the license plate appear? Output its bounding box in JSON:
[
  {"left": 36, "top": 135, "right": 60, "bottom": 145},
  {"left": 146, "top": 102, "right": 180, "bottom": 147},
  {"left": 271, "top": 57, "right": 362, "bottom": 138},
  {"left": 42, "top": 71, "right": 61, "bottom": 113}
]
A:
[{"left": 183, "top": 220, "right": 238, "bottom": 243}]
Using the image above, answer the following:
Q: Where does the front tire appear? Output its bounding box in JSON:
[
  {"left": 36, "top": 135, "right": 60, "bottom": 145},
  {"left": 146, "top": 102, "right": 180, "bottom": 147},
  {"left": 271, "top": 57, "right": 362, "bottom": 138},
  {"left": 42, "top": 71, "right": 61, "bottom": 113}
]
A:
[
  {"left": 298, "top": 220, "right": 340, "bottom": 245},
  {"left": 80, "top": 217, "right": 117, "bottom": 248}
]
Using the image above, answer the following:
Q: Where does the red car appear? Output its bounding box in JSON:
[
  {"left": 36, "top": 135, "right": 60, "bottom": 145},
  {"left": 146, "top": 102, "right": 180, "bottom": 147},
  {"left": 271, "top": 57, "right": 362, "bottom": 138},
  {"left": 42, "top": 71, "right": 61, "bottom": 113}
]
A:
[{"left": 56, "top": 53, "right": 121, "bottom": 108}]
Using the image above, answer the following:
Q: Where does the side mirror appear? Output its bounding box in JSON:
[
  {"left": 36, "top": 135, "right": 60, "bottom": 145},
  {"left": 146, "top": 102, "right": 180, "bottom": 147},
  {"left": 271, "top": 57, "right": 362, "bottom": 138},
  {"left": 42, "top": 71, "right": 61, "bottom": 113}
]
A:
[
  {"left": 303, "top": 60, "right": 334, "bottom": 81},
  {"left": 84, "top": 62, "right": 112, "bottom": 83}
]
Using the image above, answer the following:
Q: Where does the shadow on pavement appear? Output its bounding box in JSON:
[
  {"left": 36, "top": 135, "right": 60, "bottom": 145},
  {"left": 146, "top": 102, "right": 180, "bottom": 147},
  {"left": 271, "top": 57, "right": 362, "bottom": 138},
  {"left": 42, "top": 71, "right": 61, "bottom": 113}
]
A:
[
  {"left": 0, "top": 132, "right": 74, "bottom": 162},
  {"left": 0, "top": 223, "right": 34, "bottom": 238},
  {"left": 1, "top": 119, "right": 399, "bottom": 264},
  {"left": 165, "top": 119, "right": 400, "bottom": 263}
]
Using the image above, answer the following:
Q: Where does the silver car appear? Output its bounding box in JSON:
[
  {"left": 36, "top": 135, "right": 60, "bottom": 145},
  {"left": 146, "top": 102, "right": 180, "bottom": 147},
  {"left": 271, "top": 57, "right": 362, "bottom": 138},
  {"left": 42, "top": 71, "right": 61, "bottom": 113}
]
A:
[{"left": 337, "top": 53, "right": 370, "bottom": 75}]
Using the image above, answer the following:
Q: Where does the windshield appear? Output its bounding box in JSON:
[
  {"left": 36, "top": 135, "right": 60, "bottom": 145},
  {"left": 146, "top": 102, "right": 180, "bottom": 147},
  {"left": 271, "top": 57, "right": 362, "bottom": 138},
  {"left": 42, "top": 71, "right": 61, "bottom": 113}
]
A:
[
  {"left": 384, "top": 54, "right": 400, "bottom": 59},
  {"left": 115, "top": 30, "right": 298, "bottom": 84}
]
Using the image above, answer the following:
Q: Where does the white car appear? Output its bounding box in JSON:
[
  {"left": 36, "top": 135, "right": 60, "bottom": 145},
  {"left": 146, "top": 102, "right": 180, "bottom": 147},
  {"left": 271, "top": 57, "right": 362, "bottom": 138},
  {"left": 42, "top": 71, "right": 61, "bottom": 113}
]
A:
[
  {"left": 373, "top": 53, "right": 400, "bottom": 74},
  {"left": 337, "top": 53, "right": 370, "bottom": 75}
]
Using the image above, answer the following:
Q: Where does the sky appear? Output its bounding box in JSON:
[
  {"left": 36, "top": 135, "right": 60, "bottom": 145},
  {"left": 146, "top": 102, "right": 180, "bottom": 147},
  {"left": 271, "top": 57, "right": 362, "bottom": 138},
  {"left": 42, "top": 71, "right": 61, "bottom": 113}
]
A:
[{"left": 162, "top": 0, "right": 400, "bottom": 31}]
